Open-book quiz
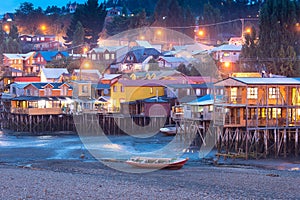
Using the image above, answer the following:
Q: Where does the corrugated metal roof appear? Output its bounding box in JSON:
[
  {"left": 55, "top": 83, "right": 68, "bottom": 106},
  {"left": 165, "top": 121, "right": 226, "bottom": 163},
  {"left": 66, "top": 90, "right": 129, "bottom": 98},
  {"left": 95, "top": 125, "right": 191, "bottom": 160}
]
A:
[
  {"left": 42, "top": 68, "right": 69, "bottom": 79},
  {"left": 233, "top": 77, "right": 300, "bottom": 85},
  {"left": 211, "top": 44, "right": 242, "bottom": 52},
  {"left": 4, "top": 52, "right": 35, "bottom": 60},
  {"left": 35, "top": 51, "right": 69, "bottom": 61}
]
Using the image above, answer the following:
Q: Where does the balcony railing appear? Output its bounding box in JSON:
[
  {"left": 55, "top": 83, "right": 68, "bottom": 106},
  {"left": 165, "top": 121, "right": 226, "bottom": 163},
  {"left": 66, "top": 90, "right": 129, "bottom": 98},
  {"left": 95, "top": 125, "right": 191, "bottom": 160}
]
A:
[{"left": 11, "top": 107, "right": 62, "bottom": 115}]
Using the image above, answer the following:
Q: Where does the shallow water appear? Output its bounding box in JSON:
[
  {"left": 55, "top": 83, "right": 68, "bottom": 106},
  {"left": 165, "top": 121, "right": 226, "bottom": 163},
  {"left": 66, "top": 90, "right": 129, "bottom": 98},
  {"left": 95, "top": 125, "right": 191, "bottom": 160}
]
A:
[{"left": 1, "top": 130, "right": 299, "bottom": 172}]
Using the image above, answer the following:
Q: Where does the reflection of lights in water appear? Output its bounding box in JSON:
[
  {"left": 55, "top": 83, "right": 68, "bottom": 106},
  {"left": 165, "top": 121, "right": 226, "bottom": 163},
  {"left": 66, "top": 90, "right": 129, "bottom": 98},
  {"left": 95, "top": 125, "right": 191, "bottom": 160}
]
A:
[
  {"left": 103, "top": 144, "right": 122, "bottom": 150},
  {"left": 290, "top": 167, "right": 299, "bottom": 171}
]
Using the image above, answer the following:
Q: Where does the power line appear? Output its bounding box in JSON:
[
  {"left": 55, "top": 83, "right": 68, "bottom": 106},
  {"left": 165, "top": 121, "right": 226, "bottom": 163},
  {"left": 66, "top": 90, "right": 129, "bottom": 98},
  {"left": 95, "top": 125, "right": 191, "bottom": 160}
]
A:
[{"left": 152, "top": 18, "right": 259, "bottom": 29}]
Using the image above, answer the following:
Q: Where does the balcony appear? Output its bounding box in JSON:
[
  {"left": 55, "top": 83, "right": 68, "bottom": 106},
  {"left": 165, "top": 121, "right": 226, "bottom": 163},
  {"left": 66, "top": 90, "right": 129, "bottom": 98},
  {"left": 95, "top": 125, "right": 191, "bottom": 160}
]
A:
[{"left": 11, "top": 107, "right": 62, "bottom": 115}]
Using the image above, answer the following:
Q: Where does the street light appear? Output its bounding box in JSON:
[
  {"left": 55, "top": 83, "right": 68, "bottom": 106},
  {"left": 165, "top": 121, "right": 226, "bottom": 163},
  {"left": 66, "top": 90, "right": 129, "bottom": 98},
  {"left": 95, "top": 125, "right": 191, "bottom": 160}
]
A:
[{"left": 79, "top": 60, "right": 90, "bottom": 81}]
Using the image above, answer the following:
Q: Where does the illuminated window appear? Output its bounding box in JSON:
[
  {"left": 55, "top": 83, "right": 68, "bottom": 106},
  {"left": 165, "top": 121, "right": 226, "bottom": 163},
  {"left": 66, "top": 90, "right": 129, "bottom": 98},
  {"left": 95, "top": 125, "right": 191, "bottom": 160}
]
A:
[
  {"left": 230, "top": 87, "right": 237, "bottom": 103},
  {"left": 269, "top": 87, "right": 279, "bottom": 99},
  {"left": 247, "top": 87, "right": 258, "bottom": 99},
  {"left": 150, "top": 87, "right": 153, "bottom": 94},
  {"left": 105, "top": 53, "right": 110, "bottom": 60}
]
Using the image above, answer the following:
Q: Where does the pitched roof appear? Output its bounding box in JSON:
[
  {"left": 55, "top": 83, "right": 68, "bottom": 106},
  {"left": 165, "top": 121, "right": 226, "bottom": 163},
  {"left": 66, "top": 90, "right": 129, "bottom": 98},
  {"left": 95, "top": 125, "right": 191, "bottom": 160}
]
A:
[
  {"left": 41, "top": 68, "right": 69, "bottom": 79},
  {"left": 126, "top": 47, "right": 162, "bottom": 63},
  {"left": 25, "top": 82, "right": 72, "bottom": 90},
  {"left": 3, "top": 52, "right": 35, "bottom": 60},
  {"left": 158, "top": 56, "right": 187, "bottom": 63},
  {"left": 234, "top": 77, "right": 300, "bottom": 85},
  {"left": 211, "top": 44, "right": 242, "bottom": 52},
  {"left": 35, "top": 51, "right": 69, "bottom": 62}
]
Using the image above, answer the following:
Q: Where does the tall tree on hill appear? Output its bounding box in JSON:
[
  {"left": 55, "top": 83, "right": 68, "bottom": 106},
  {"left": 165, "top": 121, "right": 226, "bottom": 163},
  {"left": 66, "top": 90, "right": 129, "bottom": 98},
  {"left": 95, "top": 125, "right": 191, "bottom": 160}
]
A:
[
  {"left": 72, "top": 21, "right": 85, "bottom": 54},
  {"left": 64, "top": 0, "right": 107, "bottom": 48},
  {"left": 240, "top": 26, "right": 258, "bottom": 71},
  {"left": 153, "top": 0, "right": 195, "bottom": 37},
  {"left": 258, "top": 0, "right": 299, "bottom": 76},
  {"left": 15, "top": 3, "right": 49, "bottom": 34}
]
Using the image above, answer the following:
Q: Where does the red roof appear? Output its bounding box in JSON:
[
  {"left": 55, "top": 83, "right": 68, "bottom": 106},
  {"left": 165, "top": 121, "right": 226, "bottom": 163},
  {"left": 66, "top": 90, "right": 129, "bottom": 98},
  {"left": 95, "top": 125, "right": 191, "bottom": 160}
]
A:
[{"left": 14, "top": 77, "right": 41, "bottom": 82}]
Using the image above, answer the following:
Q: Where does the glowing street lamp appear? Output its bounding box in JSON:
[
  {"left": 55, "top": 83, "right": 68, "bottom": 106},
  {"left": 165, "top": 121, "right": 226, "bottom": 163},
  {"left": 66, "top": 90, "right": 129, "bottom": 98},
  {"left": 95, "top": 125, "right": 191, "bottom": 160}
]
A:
[
  {"left": 245, "top": 28, "right": 251, "bottom": 34},
  {"left": 156, "top": 30, "right": 162, "bottom": 36},
  {"left": 198, "top": 30, "right": 204, "bottom": 37},
  {"left": 3, "top": 24, "right": 10, "bottom": 33},
  {"left": 79, "top": 60, "right": 90, "bottom": 81}
]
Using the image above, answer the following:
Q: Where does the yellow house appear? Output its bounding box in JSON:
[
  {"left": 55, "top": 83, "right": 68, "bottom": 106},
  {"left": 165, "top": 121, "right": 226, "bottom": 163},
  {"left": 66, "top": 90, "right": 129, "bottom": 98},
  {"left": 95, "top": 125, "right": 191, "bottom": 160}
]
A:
[{"left": 110, "top": 80, "right": 165, "bottom": 111}]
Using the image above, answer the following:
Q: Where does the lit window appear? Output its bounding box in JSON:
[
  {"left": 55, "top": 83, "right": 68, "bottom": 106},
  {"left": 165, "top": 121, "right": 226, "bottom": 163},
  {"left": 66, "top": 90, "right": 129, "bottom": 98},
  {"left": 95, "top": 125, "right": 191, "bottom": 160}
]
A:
[
  {"left": 269, "top": 87, "right": 279, "bottom": 99},
  {"left": 121, "top": 86, "right": 124, "bottom": 92},
  {"left": 105, "top": 53, "right": 110, "bottom": 60},
  {"left": 150, "top": 87, "right": 153, "bottom": 94},
  {"left": 111, "top": 54, "right": 115, "bottom": 59},
  {"left": 230, "top": 87, "right": 237, "bottom": 103},
  {"left": 113, "top": 86, "right": 117, "bottom": 92},
  {"left": 247, "top": 87, "right": 258, "bottom": 99}
]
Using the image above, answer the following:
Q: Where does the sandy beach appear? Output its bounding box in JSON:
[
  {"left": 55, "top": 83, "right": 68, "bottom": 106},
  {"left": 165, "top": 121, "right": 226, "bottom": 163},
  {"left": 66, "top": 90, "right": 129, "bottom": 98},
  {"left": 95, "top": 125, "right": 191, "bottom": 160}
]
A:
[{"left": 0, "top": 159, "right": 299, "bottom": 200}]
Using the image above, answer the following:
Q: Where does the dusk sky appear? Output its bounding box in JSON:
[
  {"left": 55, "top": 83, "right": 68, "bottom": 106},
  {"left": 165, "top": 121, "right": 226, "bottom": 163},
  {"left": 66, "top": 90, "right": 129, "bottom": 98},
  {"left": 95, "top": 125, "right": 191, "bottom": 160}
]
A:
[{"left": 0, "top": 0, "right": 104, "bottom": 14}]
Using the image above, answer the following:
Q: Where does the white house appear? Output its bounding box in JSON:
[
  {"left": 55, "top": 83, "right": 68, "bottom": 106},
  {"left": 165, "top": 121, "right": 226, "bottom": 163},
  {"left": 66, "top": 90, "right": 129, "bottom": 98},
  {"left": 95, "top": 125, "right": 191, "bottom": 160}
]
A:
[
  {"left": 157, "top": 56, "right": 188, "bottom": 68},
  {"left": 40, "top": 67, "right": 69, "bottom": 82}
]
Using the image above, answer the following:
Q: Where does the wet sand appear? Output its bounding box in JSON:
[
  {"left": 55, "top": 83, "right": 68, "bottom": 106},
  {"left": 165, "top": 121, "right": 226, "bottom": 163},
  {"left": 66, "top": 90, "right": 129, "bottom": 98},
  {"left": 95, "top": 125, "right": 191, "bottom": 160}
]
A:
[{"left": 0, "top": 159, "right": 299, "bottom": 200}]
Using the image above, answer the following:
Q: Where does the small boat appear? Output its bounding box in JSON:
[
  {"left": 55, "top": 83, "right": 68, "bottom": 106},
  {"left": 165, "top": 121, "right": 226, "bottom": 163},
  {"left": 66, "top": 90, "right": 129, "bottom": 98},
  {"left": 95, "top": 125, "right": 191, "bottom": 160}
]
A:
[
  {"left": 125, "top": 157, "right": 189, "bottom": 170},
  {"left": 159, "top": 126, "right": 177, "bottom": 136}
]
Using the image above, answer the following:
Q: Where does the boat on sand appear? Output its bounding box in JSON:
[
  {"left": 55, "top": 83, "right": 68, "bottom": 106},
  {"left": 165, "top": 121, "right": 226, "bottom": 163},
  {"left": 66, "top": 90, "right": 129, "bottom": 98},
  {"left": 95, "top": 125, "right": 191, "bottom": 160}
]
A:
[
  {"left": 125, "top": 157, "right": 189, "bottom": 170},
  {"left": 159, "top": 126, "right": 177, "bottom": 136}
]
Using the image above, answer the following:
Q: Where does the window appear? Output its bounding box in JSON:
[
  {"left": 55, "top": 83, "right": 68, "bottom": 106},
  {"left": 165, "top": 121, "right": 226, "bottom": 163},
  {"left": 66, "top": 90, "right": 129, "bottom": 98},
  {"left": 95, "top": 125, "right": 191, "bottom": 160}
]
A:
[
  {"left": 230, "top": 87, "right": 237, "bottom": 103},
  {"left": 150, "top": 87, "right": 153, "bottom": 94},
  {"left": 247, "top": 87, "right": 258, "bottom": 99},
  {"left": 269, "top": 108, "right": 281, "bottom": 119},
  {"left": 61, "top": 86, "right": 68, "bottom": 96},
  {"left": 111, "top": 54, "right": 115, "bottom": 59},
  {"left": 113, "top": 86, "right": 117, "bottom": 92},
  {"left": 104, "top": 53, "right": 110, "bottom": 60},
  {"left": 82, "top": 85, "right": 88, "bottom": 94},
  {"left": 187, "top": 89, "right": 191, "bottom": 95},
  {"left": 120, "top": 86, "right": 124, "bottom": 92},
  {"left": 45, "top": 88, "right": 52, "bottom": 96},
  {"left": 196, "top": 89, "right": 201, "bottom": 96},
  {"left": 269, "top": 87, "right": 279, "bottom": 99}
]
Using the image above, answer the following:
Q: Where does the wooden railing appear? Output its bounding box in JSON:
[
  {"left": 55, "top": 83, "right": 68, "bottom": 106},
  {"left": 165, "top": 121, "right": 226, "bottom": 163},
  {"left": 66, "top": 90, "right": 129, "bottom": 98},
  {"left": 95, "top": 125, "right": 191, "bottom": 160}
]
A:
[{"left": 11, "top": 107, "right": 62, "bottom": 115}]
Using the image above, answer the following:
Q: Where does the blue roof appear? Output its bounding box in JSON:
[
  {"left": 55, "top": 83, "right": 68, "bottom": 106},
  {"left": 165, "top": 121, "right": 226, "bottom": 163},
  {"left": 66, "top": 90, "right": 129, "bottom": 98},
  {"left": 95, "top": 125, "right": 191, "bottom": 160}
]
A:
[
  {"left": 26, "top": 82, "right": 72, "bottom": 90},
  {"left": 35, "top": 51, "right": 69, "bottom": 62},
  {"left": 92, "top": 84, "right": 110, "bottom": 89},
  {"left": 143, "top": 96, "right": 168, "bottom": 103}
]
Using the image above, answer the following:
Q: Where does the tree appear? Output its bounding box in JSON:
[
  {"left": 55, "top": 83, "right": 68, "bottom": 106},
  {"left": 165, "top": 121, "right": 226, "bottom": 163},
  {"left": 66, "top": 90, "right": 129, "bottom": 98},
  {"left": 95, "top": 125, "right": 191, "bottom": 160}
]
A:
[
  {"left": 72, "top": 21, "right": 85, "bottom": 54},
  {"left": 15, "top": 3, "right": 49, "bottom": 34},
  {"left": 64, "top": 0, "right": 107, "bottom": 47},
  {"left": 258, "top": 0, "right": 299, "bottom": 76},
  {"left": 240, "top": 26, "right": 258, "bottom": 71}
]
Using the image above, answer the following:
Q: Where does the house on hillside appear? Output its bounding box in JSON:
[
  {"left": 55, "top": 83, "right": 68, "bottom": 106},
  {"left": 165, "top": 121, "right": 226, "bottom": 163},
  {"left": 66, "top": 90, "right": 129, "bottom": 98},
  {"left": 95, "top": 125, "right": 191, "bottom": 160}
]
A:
[
  {"left": 157, "top": 56, "right": 188, "bottom": 69},
  {"left": 3, "top": 52, "right": 36, "bottom": 74},
  {"left": 87, "top": 46, "right": 128, "bottom": 63},
  {"left": 0, "top": 67, "right": 23, "bottom": 92},
  {"left": 210, "top": 44, "right": 242, "bottom": 64},
  {"left": 40, "top": 67, "right": 69, "bottom": 82},
  {"left": 34, "top": 51, "right": 69, "bottom": 67},
  {"left": 115, "top": 47, "right": 162, "bottom": 72},
  {"left": 72, "top": 69, "right": 102, "bottom": 83}
]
